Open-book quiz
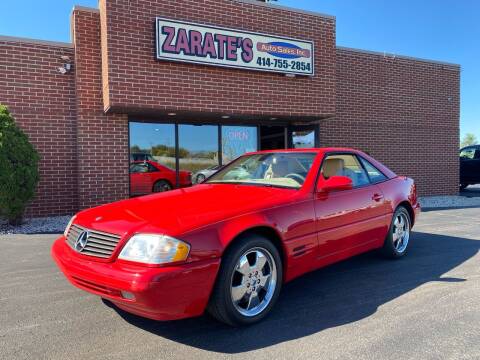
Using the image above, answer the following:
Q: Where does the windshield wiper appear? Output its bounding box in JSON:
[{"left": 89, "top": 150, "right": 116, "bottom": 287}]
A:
[{"left": 206, "top": 181, "right": 298, "bottom": 189}]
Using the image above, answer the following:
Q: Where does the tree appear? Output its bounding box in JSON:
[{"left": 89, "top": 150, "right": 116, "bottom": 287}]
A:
[
  {"left": 460, "top": 133, "right": 478, "bottom": 148},
  {"left": 0, "top": 105, "right": 40, "bottom": 225}
]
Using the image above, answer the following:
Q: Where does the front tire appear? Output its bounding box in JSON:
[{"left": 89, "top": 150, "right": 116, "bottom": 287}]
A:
[
  {"left": 381, "top": 206, "right": 411, "bottom": 259},
  {"left": 208, "top": 235, "right": 282, "bottom": 326},
  {"left": 460, "top": 183, "right": 468, "bottom": 191}
]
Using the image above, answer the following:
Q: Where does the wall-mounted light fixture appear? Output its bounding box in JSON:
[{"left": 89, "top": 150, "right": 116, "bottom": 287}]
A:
[{"left": 58, "top": 55, "right": 72, "bottom": 74}]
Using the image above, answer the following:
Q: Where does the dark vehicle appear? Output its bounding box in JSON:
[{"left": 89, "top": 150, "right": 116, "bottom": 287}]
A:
[
  {"left": 130, "top": 153, "right": 155, "bottom": 162},
  {"left": 460, "top": 145, "right": 480, "bottom": 190}
]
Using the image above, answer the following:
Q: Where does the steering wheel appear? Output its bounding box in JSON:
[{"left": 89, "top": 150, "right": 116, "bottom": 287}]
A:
[{"left": 285, "top": 173, "right": 305, "bottom": 184}]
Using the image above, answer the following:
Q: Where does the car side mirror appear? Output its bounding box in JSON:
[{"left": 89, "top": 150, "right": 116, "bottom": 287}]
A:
[{"left": 317, "top": 176, "right": 353, "bottom": 192}]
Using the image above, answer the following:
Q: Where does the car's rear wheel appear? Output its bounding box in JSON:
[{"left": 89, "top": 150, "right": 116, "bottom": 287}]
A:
[
  {"left": 153, "top": 180, "right": 172, "bottom": 193},
  {"left": 460, "top": 183, "right": 468, "bottom": 191},
  {"left": 381, "top": 206, "right": 411, "bottom": 258},
  {"left": 196, "top": 174, "right": 206, "bottom": 183},
  {"left": 208, "top": 235, "right": 282, "bottom": 326}
]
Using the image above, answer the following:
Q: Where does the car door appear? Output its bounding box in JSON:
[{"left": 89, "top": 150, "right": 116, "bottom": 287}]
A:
[
  {"left": 460, "top": 147, "right": 476, "bottom": 184},
  {"left": 314, "top": 153, "right": 389, "bottom": 266},
  {"left": 129, "top": 163, "right": 151, "bottom": 195},
  {"left": 473, "top": 147, "right": 480, "bottom": 183}
]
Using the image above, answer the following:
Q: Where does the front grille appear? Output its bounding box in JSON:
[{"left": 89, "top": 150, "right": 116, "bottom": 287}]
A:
[{"left": 66, "top": 224, "right": 121, "bottom": 259}]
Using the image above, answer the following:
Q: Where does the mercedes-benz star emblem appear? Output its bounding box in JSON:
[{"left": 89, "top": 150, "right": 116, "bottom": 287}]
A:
[{"left": 74, "top": 231, "right": 89, "bottom": 252}]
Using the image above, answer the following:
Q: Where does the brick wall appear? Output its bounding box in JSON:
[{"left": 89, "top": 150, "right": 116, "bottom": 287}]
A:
[
  {"left": 0, "top": 38, "right": 78, "bottom": 216},
  {"left": 321, "top": 47, "right": 460, "bottom": 196},
  {"left": 72, "top": 8, "right": 129, "bottom": 210},
  {"left": 100, "top": 0, "right": 336, "bottom": 118}
]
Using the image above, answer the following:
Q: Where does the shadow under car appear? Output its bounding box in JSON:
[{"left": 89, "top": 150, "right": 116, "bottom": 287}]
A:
[{"left": 103, "top": 231, "right": 478, "bottom": 354}]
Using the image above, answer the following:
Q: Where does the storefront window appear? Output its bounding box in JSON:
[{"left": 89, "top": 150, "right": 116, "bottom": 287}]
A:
[
  {"left": 179, "top": 125, "right": 219, "bottom": 184},
  {"left": 128, "top": 122, "right": 259, "bottom": 195},
  {"left": 292, "top": 129, "right": 315, "bottom": 149},
  {"left": 129, "top": 122, "right": 176, "bottom": 196},
  {"left": 221, "top": 126, "right": 258, "bottom": 164}
]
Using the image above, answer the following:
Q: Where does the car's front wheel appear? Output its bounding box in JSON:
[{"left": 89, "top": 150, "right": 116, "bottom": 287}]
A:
[
  {"left": 381, "top": 206, "right": 411, "bottom": 258},
  {"left": 208, "top": 235, "right": 282, "bottom": 326}
]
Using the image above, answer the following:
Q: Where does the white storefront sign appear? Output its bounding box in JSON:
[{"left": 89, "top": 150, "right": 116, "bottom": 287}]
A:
[{"left": 156, "top": 17, "right": 314, "bottom": 76}]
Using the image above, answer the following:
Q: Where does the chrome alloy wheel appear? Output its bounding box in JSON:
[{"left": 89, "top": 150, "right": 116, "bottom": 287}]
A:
[
  {"left": 393, "top": 212, "right": 410, "bottom": 253},
  {"left": 230, "top": 247, "right": 277, "bottom": 317}
]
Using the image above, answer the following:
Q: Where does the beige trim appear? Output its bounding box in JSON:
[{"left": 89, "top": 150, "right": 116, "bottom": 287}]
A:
[
  {"left": 337, "top": 46, "right": 460, "bottom": 68},
  {"left": 0, "top": 35, "right": 73, "bottom": 48}
]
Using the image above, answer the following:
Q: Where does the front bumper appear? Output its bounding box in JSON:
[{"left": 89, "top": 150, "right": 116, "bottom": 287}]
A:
[{"left": 51, "top": 237, "right": 220, "bottom": 321}]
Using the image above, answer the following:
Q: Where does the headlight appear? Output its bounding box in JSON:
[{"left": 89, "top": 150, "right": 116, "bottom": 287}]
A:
[
  {"left": 64, "top": 215, "right": 76, "bottom": 237},
  {"left": 118, "top": 234, "right": 190, "bottom": 264}
]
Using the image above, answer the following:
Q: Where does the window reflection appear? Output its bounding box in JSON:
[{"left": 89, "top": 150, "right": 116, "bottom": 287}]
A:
[
  {"left": 128, "top": 122, "right": 260, "bottom": 195},
  {"left": 222, "top": 126, "right": 258, "bottom": 164},
  {"left": 179, "top": 125, "right": 219, "bottom": 184},
  {"left": 129, "top": 123, "right": 179, "bottom": 196},
  {"left": 292, "top": 130, "right": 315, "bottom": 149}
]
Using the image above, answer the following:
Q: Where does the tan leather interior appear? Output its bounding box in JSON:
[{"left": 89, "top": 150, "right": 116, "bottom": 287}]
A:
[{"left": 323, "top": 158, "right": 344, "bottom": 178}]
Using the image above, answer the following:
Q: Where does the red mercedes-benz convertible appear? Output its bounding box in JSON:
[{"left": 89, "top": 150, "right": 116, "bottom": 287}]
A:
[{"left": 52, "top": 148, "right": 420, "bottom": 326}]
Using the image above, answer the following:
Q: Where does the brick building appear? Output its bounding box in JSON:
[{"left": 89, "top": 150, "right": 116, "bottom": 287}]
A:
[{"left": 0, "top": 0, "right": 460, "bottom": 217}]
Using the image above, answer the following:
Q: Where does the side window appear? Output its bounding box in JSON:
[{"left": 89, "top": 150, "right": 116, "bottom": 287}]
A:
[
  {"left": 460, "top": 148, "right": 475, "bottom": 159},
  {"left": 147, "top": 163, "right": 159, "bottom": 172},
  {"left": 130, "top": 164, "right": 140, "bottom": 173},
  {"left": 359, "top": 157, "right": 388, "bottom": 183},
  {"left": 475, "top": 148, "right": 480, "bottom": 160},
  {"left": 321, "top": 154, "right": 370, "bottom": 187},
  {"left": 130, "top": 163, "right": 148, "bottom": 173}
]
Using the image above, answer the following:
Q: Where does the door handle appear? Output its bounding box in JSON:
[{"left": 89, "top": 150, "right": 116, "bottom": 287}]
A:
[{"left": 372, "top": 193, "right": 384, "bottom": 202}]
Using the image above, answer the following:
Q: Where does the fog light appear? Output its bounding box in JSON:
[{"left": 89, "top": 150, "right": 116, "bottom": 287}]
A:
[{"left": 121, "top": 291, "right": 135, "bottom": 300}]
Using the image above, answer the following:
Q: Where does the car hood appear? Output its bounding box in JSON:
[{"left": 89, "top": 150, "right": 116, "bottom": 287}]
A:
[{"left": 74, "top": 184, "right": 301, "bottom": 237}]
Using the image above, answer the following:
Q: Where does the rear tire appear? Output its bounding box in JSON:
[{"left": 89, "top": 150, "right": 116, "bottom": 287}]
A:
[
  {"left": 460, "top": 183, "right": 468, "bottom": 191},
  {"left": 207, "top": 235, "right": 283, "bottom": 326},
  {"left": 381, "top": 206, "right": 411, "bottom": 259},
  {"left": 153, "top": 180, "right": 172, "bottom": 193}
]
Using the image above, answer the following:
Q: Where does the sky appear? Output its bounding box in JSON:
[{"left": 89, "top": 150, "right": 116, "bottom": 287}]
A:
[{"left": 0, "top": 0, "right": 478, "bottom": 141}]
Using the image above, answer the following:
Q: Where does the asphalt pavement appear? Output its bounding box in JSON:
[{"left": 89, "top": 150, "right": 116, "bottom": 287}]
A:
[{"left": 1, "top": 208, "right": 479, "bottom": 360}]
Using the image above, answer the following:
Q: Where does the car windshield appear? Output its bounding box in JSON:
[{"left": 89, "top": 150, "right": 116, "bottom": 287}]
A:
[{"left": 206, "top": 152, "right": 316, "bottom": 189}]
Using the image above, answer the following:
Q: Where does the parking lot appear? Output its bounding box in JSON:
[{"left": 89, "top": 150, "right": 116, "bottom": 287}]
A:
[{"left": 1, "top": 208, "right": 479, "bottom": 360}]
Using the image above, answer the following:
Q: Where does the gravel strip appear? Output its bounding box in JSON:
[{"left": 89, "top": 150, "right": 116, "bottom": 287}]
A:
[
  {"left": 0, "top": 215, "right": 71, "bottom": 235},
  {"left": 419, "top": 195, "right": 480, "bottom": 209}
]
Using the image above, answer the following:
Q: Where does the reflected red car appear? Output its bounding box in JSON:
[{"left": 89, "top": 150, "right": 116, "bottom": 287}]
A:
[
  {"left": 129, "top": 160, "right": 191, "bottom": 196},
  {"left": 52, "top": 148, "right": 420, "bottom": 326}
]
